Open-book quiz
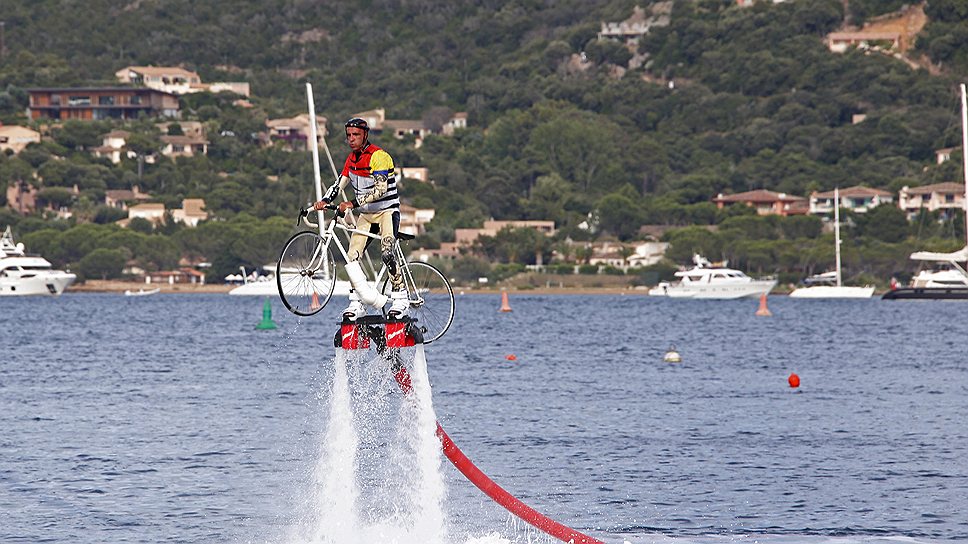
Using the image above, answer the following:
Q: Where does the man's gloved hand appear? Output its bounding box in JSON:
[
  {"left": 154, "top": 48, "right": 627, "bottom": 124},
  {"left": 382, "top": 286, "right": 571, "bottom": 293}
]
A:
[
  {"left": 312, "top": 199, "right": 330, "bottom": 211},
  {"left": 338, "top": 201, "right": 355, "bottom": 214}
]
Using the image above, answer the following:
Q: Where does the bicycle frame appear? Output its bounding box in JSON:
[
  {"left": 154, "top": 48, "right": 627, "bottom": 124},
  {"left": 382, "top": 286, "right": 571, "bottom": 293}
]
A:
[{"left": 302, "top": 210, "right": 426, "bottom": 308}]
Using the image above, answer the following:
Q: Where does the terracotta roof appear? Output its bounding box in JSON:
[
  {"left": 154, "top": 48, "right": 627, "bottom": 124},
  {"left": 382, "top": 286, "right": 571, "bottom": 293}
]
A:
[
  {"left": 812, "top": 186, "right": 893, "bottom": 198},
  {"left": 161, "top": 134, "right": 208, "bottom": 145},
  {"left": 905, "top": 182, "right": 965, "bottom": 195},
  {"left": 103, "top": 130, "right": 131, "bottom": 138},
  {"left": 384, "top": 119, "right": 428, "bottom": 131},
  {"left": 181, "top": 199, "right": 206, "bottom": 215},
  {"left": 713, "top": 190, "right": 805, "bottom": 203}
]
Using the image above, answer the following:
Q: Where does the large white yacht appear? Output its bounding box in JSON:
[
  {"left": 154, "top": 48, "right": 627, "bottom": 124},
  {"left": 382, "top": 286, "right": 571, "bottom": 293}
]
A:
[
  {"left": 0, "top": 226, "right": 77, "bottom": 296},
  {"left": 649, "top": 254, "right": 776, "bottom": 299}
]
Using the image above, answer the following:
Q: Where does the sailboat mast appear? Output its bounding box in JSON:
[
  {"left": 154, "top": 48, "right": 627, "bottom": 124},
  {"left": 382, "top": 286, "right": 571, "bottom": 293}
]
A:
[
  {"left": 961, "top": 83, "right": 968, "bottom": 248},
  {"left": 834, "top": 187, "right": 842, "bottom": 287}
]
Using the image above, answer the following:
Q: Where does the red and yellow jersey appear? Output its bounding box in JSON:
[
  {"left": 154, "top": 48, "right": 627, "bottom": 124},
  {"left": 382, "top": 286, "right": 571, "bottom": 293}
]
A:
[{"left": 340, "top": 144, "right": 399, "bottom": 214}]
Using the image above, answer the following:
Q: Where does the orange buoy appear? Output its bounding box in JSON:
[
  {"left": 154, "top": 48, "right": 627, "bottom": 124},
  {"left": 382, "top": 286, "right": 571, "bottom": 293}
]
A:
[
  {"left": 499, "top": 290, "right": 512, "bottom": 312},
  {"left": 755, "top": 293, "right": 771, "bottom": 316},
  {"left": 506, "top": 354, "right": 517, "bottom": 361},
  {"left": 788, "top": 373, "right": 800, "bottom": 388},
  {"left": 310, "top": 291, "right": 321, "bottom": 311}
]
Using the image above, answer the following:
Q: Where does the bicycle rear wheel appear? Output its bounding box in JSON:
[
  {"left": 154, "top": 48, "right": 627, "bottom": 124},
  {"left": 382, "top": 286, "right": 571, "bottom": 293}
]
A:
[
  {"left": 381, "top": 261, "right": 455, "bottom": 343},
  {"left": 277, "top": 231, "right": 337, "bottom": 316}
]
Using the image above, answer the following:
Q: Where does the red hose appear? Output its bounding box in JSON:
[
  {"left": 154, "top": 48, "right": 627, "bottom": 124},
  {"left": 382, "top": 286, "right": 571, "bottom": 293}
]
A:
[{"left": 393, "top": 366, "right": 604, "bottom": 544}]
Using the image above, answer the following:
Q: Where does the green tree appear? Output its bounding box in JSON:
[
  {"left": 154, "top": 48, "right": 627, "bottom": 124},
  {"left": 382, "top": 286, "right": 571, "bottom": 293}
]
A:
[{"left": 77, "top": 248, "right": 126, "bottom": 280}]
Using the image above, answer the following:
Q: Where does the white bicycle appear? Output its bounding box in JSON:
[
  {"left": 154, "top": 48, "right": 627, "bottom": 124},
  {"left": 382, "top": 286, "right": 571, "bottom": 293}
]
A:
[{"left": 275, "top": 205, "right": 455, "bottom": 343}]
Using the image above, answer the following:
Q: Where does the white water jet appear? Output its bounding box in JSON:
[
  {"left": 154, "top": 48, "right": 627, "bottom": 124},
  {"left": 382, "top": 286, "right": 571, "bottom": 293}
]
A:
[
  {"left": 307, "top": 349, "right": 360, "bottom": 544},
  {"left": 401, "top": 344, "right": 447, "bottom": 543}
]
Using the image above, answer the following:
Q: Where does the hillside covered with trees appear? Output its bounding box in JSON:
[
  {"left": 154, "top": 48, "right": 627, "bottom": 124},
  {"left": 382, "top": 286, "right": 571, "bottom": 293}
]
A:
[{"left": 1, "top": 0, "right": 967, "bottom": 286}]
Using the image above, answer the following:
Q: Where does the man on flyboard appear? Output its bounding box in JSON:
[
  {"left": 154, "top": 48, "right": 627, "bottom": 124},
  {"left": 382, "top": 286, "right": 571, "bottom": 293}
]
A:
[{"left": 312, "top": 118, "right": 407, "bottom": 321}]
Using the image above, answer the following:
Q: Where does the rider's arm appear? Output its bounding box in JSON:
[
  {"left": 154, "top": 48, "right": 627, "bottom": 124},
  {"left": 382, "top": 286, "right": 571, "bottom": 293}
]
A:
[
  {"left": 314, "top": 175, "right": 350, "bottom": 210},
  {"left": 352, "top": 150, "right": 393, "bottom": 208}
]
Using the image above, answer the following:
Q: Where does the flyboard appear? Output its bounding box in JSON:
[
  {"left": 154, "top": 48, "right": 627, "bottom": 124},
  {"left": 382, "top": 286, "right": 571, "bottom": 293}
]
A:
[{"left": 303, "top": 83, "right": 603, "bottom": 544}]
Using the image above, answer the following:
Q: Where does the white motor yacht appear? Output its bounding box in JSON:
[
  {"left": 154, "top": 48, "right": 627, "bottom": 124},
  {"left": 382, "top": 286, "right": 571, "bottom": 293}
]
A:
[
  {"left": 0, "top": 226, "right": 76, "bottom": 296},
  {"left": 649, "top": 254, "right": 776, "bottom": 299}
]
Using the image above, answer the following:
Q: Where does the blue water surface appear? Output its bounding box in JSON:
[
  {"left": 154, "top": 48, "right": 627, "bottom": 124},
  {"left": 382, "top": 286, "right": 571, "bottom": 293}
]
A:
[{"left": 1, "top": 293, "right": 966, "bottom": 543}]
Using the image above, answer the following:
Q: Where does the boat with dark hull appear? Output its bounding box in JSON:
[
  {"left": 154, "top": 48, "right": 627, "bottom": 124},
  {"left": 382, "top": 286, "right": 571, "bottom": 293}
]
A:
[{"left": 884, "top": 83, "right": 968, "bottom": 301}]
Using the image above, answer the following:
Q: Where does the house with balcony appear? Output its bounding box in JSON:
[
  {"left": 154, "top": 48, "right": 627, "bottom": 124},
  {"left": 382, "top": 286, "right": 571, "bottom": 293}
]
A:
[
  {"left": 898, "top": 183, "right": 966, "bottom": 218},
  {"left": 713, "top": 189, "right": 808, "bottom": 216},
  {"left": 27, "top": 87, "right": 179, "bottom": 121},
  {"left": 93, "top": 130, "right": 135, "bottom": 163},
  {"left": 265, "top": 113, "right": 327, "bottom": 151},
  {"left": 116, "top": 66, "right": 250, "bottom": 97},
  {"left": 0, "top": 125, "right": 40, "bottom": 154},
  {"left": 809, "top": 186, "right": 894, "bottom": 215}
]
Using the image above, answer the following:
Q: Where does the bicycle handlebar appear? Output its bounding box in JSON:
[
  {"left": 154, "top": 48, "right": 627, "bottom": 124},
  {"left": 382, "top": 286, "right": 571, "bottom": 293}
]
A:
[{"left": 298, "top": 203, "right": 345, "bottom": 228}]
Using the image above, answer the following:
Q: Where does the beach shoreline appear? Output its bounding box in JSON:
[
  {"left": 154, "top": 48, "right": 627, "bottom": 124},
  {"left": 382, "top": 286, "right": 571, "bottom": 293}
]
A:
[{"left": 67, "top": 280, "right": 652, "bottom": 296}]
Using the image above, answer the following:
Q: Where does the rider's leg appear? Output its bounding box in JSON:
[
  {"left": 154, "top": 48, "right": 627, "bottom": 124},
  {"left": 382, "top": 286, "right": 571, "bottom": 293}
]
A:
[
  {"left": 379, "top": 211, "right": 408, "bottom": 318},
  {"left": 342, "top": 215, "right": 377, "bottom": 320}
]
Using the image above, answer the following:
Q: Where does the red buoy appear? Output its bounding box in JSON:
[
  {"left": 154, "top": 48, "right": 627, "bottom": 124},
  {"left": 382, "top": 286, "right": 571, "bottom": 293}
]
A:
[
  {"left": 788, "top": 373, "right": 800, "bottom": 388},
  {"left": 506, "top": 354, "right": 517, "bottom": 361}
]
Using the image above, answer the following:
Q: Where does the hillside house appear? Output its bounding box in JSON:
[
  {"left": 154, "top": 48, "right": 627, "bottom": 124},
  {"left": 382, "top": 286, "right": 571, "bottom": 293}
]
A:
[
  {"left": 399, "top": 166, "right": 431, "bottom": 183},
  {"left": 898, "top": 183, "right": 966, "bottom": 218},
  {"left": 935, "top": 147, "right": 957, "bottom": 165},
  {"left": 93, "top": 130, "right": 135, "bottom": 163},
  {"left": 127, "top": 203, "right": 166, "bottom": 224},
  {"left": 826, "top": 31, "right": 901, "bottom": 53},
  {"left": 399, "top": 204, "right": 435, "bottom": 235},
  {"left": 350, "top": 108, "right": 469, "bottom": 148},
  {"left": 0, "top": 125, "right": 40, "bottom": 154},
  {"left": 454, "top": 220, "right": 556, "bottom": 246},
  {"left": 160, "top": 134, "right": 208, "bottom": 158},
  {"left": 27, "top": 87, "right": 179, "bottom": 120},
  {"left": 713, "top": 190, "right": 808, "bottom": 216},
  {"left": 809, "top": 186, "right": 894, "bottom": 215},
  {"left": 105, "top": 186, "right": 152, "bottom": 210},
  {"left": 116, "top": 66, "right": 250, "bottom": 97},
  {"left": 265, "top": 113, "right": 327, "bottom": 151},
  {"left": 171, "top": 198, "right": 207, "bottom": 226},
  {"left": 597, "top": 3, "right": 671, "bottom": 46}
]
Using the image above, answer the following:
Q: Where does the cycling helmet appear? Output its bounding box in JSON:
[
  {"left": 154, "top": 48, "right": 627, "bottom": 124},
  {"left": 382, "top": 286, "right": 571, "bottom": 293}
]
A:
[{"left": 344, "top": 117, "right": 369, "bottom": 132}]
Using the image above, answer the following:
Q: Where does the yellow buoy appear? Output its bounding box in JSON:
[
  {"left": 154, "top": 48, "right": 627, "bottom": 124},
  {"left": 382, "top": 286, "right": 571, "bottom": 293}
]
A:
[{"left": 663, "top": 345, "right": 681, "bottom": 363}]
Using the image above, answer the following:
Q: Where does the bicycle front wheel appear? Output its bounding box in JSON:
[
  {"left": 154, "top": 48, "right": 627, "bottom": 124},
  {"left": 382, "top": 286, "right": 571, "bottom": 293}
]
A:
[
  {"left": 382, "top": 261, "right": 455, "bottom": 344},
  {"left": 277, "top": 231, "right": 338, "bottom": 316}
]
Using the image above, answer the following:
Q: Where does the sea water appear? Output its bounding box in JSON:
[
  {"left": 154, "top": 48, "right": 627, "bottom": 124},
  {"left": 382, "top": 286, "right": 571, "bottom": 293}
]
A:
[{"left": 1, "top": 293, "right": 966, "bottom": 543}]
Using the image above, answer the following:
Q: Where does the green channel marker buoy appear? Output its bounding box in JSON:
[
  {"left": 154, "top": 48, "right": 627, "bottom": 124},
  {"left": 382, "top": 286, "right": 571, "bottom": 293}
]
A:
[{"left": 256, "top": 298, "right": 278, "bottom": 330}]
